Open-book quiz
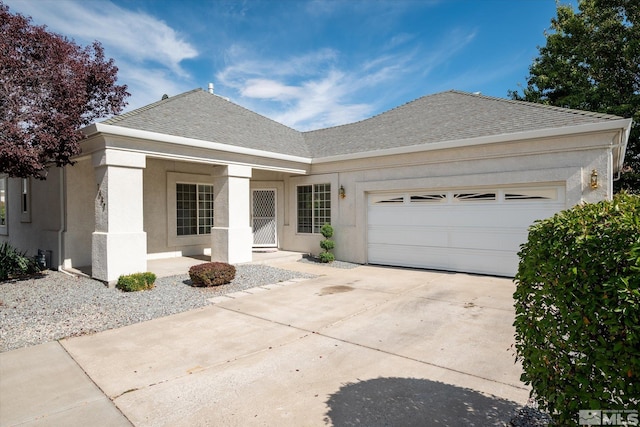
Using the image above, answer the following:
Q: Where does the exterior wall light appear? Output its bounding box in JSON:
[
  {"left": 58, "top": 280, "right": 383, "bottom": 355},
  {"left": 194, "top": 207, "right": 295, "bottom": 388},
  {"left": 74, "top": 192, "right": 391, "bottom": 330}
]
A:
[
  {"left": 590, "top": 169, "right": 599, "bottom": 189},
  {"left": 339, "top": 185, "right": 346, "bottom": 199}
]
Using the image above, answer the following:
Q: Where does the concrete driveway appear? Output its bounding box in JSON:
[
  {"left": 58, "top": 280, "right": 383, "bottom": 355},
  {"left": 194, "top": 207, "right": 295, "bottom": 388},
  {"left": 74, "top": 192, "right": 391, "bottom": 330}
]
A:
[{"left": 1, "top": 263, "right": 529, "bottom": 426}]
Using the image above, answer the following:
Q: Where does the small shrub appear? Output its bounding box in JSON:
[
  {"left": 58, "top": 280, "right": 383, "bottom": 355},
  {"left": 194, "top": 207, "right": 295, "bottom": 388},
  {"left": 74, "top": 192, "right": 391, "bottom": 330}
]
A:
[
  {"left": 318, "top": 251, "right": 335, "bottom": 263},
  {"left": 116, "top": 272, "right": 156, "bottom": 292},
  {"left": 319, "top": 223, "right": 335, "bottom": 263},
  {"left": 189, "top": 262, "right": 236, "bottom": 287},
  {"left": 513, "top": 193, "right": 640, "bottom": 426},
  {"left": 0, "top": 242, "right": 40, "bottom": 281},
  {"left": 319, "top": 239, "right": 335, "bottom": 251}
]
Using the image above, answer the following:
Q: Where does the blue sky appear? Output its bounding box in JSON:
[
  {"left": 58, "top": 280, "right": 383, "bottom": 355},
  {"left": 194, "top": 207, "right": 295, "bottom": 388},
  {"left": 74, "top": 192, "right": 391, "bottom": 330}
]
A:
[{"left": 5, "top": 0, "right": 577, "bottom": 131}]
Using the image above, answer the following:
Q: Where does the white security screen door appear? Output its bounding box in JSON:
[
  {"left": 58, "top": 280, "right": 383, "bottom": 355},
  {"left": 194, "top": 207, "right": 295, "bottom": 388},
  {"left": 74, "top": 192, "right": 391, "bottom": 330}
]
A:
[{"left": 252, "top": 189, "right": 277, "bottom": 247}]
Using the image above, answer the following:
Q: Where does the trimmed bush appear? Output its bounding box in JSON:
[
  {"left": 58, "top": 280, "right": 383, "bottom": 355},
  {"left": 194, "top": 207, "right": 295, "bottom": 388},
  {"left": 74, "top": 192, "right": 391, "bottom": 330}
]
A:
[
  {"left": 0, "top": 242, "right": 40, "bottom": 281},
  {"left": 319, "top": 223, "right": 335, "bottom": 263},
  {"left": 513, "top": 193, "right": 640, "bottom": 426},
  {"left": 318, "top": 251, "right": 335, "bottom": 263},
  {"left": 116, "top": 272, "right": 156, "bottom": 292},
  {"left": 189, "top": 262, "right": 236, "bottom": 287}
]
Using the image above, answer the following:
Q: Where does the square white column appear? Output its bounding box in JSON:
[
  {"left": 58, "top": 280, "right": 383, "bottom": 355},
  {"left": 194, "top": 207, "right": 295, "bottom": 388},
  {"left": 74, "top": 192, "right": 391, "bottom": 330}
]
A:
[
  {"left": 91, "top": 150, "right": 147, "bottom": 283},
  {"left": 211, "top": 165, "right": 253, "bottom": 264}
]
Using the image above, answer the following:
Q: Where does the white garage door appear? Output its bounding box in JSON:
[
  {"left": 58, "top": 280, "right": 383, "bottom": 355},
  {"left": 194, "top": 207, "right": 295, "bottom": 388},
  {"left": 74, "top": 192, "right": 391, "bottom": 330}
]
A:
[{"left": 367, "top": 186, "right": 565, "bottom": 277}]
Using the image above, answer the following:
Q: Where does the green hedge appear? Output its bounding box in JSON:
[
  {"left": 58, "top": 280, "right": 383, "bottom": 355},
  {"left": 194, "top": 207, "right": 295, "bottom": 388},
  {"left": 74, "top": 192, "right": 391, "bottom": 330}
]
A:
[
  {"left": 188, "top": 262, "right": 235, "bottom": 287},
  {"left": 116, "top": 272, "right": 156, "bottom": 292},
  {"left": 513, "top": 193, "right": 640, "bottom": 425}
]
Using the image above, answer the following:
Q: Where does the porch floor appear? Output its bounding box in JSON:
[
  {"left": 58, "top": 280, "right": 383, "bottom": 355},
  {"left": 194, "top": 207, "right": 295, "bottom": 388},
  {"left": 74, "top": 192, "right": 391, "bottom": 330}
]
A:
[{"left": 66, "top": 250, "right": 307, "bottom": 280}]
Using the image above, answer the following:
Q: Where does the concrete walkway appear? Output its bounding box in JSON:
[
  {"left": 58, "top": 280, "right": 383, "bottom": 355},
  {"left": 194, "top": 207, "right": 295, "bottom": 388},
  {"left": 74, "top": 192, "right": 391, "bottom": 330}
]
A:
[{"left": 0, "top": 262, "right": 529, "bottom": 426}]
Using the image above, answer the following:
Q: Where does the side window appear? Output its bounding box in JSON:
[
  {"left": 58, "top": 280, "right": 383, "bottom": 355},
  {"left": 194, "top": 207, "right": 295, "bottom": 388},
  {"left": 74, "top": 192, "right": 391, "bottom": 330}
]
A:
[
  {"left": 297, "top": 183, "right": 331, "bottom": 234},
  {"left": 0, "top": 176, "right": 7, "bottom": 234},
  {"left": 21, "top": 178, "right": 31, "bottom": 223}
]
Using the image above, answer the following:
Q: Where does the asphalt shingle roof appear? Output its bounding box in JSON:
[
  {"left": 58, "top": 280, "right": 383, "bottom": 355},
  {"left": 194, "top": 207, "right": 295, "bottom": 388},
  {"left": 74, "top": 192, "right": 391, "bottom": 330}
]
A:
[
  {"left": 302, "top": 90, "right": 624, "bottom": 157},
  {"left": 102, "top": 89, "right": 310, "bottom": 157},
  {"left": 102, "top": 89, "right": 625, "bottom": 160}
]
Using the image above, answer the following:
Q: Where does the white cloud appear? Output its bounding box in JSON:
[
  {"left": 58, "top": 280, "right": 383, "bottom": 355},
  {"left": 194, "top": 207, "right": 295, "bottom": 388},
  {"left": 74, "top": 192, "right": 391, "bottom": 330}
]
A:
[
  {"left": 216, "top": 47, "right": 404, "bottom": 130},
  {"left": 5, "top": 0, "right": 198, "bottom": 76},
  {"left": 241, "top": 79, "right": 301, "bottom": 100},
  {"left": 418, "top": 28, "right": 478, "bottom": 77},
  {"left": 5, "top": 0, "right": 200, "bottom": 115},
  {"left": 214, "top": 24, "right": 478, "bottom": 131}
]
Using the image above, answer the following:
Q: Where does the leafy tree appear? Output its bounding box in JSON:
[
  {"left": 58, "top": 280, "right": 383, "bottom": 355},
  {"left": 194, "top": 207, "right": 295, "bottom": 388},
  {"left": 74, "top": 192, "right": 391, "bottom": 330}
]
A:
[
  {"left": 0, "top": 3, "right": 129, "bottom": 179},
  {"left": 509, "top": 0, "right": 640, "bottom": 193}
]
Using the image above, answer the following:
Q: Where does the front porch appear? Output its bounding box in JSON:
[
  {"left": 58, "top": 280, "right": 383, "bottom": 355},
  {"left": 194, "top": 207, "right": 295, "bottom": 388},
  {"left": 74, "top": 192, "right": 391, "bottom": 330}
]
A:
[{"left": 72, "top": 115, "right": 310, "bottom": 284}]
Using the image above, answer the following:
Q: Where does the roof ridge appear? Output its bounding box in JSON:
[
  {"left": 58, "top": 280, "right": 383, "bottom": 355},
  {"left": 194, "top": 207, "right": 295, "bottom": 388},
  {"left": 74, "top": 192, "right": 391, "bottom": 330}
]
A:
[
  {"left": 449, "top": 90, "right": 624, "bottom": 121},
  {"left": 211, "top": 91, "right": 302, "bottom": 134},
  {"left": 101, "top": 88, "right": 203, "bottom": 124}
]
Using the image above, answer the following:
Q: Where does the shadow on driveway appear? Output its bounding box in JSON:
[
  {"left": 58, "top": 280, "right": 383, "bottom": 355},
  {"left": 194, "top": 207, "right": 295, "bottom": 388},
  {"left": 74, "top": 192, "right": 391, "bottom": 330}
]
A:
[{"left": 324, "top": 377, "right": 519, "bottom": 426}]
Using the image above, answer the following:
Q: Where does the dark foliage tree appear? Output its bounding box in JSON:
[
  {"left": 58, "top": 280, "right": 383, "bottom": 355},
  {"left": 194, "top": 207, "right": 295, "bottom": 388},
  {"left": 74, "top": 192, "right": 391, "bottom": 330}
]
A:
[
  {"left": 0, "top": 3, "right": 129, "bottom": 179},
  {"left": 509, "top": 0, "right": 640, "bottom": 193}
]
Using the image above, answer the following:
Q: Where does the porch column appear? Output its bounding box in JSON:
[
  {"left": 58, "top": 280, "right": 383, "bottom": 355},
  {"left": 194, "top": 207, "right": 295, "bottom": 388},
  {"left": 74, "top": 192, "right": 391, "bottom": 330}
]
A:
[
  {"left": 211, "top": 165, "right": 253, "bottom": 264},
  {"left": 92, "top": 149, "right": 147, "bottom": 283}
]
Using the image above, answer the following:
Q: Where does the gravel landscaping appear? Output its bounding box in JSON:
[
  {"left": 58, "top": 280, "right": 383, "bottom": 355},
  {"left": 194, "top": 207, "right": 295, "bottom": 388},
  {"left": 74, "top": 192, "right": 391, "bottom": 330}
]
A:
[{"left": 0, "top": 264, "right": 317, "bottom": 353}]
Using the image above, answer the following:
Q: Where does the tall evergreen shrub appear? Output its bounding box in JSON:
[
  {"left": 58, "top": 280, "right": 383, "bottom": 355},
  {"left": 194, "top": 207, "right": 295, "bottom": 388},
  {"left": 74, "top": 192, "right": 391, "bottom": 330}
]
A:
[{"left": 513, "top": 193, "right": 640, "bottom": 426}]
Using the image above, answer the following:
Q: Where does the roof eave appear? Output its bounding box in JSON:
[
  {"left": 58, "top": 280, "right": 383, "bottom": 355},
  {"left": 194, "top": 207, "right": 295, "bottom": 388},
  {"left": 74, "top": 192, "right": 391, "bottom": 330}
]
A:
[
  {"left": 614, "top": 118, "right": 633, "bottom": 173},
  {"left": 83, "top": 123, "right": 312, "bottom": 165}
]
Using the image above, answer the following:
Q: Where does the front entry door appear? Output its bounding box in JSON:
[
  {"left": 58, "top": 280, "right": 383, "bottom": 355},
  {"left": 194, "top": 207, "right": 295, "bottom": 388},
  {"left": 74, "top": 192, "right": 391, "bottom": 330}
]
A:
[{"left": 252, "top": 189, "right": 277, "bottom": 247}]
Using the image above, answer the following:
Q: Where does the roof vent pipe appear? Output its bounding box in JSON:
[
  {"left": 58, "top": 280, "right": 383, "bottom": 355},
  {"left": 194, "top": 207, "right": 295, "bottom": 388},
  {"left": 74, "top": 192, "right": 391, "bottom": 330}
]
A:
[{"left": 208, "top": 83, "right": 214, "bottom": 94}]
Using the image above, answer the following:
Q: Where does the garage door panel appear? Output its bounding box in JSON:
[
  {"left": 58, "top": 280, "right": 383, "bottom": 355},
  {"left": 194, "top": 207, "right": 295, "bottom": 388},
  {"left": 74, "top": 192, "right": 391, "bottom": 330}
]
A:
[
  {"left": 367, "top": 244, "right": 519, "bottom": 277},
  {"left": 368, "top": 244, "right": 452, "bottom": 271},
  {"left": 372, "top": 205, "right": 557, "bottom": 229},
  {"left": 368, "top": 207, "right": 450, "bottom": 227},
  {"left": 369, "top": 225, "right": 527, "bottom": 251},
  {"left": 449, "top": 228, "right": 526, "bottom": 251},
  {"left": 367, "top": 225, "right": 449, "bottom": 247},
  {"left": 448, "top": 248, "right": 519, "bottom": 277}
]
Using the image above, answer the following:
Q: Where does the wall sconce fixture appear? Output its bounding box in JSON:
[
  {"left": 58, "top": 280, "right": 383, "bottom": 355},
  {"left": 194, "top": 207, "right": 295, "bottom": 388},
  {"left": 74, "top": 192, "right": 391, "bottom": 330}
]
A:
[
  {"left": 590, "top": 169, "right": 599, "bottom": 189},
  {"left": 339, "top": 185, "right": 346, "bottom": 199}
]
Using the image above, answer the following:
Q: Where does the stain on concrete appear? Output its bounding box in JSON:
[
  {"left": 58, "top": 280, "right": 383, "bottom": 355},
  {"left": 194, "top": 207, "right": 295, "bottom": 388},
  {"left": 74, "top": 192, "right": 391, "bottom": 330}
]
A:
[{"left": 318, "top": 285, "right": 354, "bottom": 296}]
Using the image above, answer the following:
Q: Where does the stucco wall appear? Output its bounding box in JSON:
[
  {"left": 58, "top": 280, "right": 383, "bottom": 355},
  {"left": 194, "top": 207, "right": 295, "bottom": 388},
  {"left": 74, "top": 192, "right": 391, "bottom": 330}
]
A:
[
  {"left": 63, "top": 158, "right": 95, "bottom": 269},
  {"left": 0, "top": 170, "right": 63, "bottom": 268},
  {"left": 145, "top": 158, "right": 218, "bottom": 258},
  {"left": 280, "top": 131, "right": 618, "bottom": 264}
]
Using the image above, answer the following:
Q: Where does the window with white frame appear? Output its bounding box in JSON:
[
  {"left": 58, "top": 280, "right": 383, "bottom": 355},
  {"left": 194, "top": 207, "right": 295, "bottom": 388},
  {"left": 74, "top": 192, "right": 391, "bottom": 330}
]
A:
[
  {"left": 176, "top": 183, "right": 214, "bottom": 236},
  {"left": 297, "top": 183, "right": 331, "bottom": 233},
  {"left": 0, "top": 176, "right": 7, "bottom": 233},
  {"left": 20, "top": 178, "right": 31, "bottom": 223}
]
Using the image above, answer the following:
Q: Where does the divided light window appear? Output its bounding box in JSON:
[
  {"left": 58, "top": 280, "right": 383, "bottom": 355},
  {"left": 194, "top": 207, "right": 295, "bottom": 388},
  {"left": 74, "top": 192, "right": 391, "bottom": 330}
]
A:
[
  {"left": 0, "top": 177, "right": 6, "bottom": 228},
  {"left": 20, "top": 178, "right": 31, "bottom": 223},
  {"left": 297, "top": 183, "right": 331, "bottom": 233},
  {"left": 176, "top": 183, "right": 214, "bottom": 236}
]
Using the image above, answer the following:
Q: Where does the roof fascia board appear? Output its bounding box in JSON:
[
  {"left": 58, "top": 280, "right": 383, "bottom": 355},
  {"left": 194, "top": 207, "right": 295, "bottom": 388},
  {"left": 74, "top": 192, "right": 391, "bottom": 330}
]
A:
[
  {"left": 85, "top": 123, "right": 312, "bottom": 164},
  {"left": 123, "top": 148, "right": 309, "bottom": 175},
  {"left": 614, "top": 117, "right": 632, "bottom": 172},
  {"left": 312, "top": 118, "right": 633, "bottom": 164}
]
